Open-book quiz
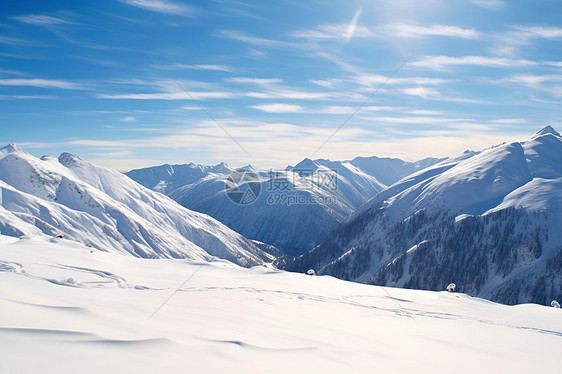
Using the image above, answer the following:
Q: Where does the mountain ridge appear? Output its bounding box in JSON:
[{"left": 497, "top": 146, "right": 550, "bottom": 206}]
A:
[
  {"left": 280, "top": 126, "right": 562, "bottom": 305},
  {"left": 0, "top": 144, "right": 271, "bottom": 266}
]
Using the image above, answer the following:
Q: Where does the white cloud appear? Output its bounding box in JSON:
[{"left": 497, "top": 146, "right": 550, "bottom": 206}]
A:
[
  {"left": 412, "top": 55, "right": 536, "bottom": 70},
  {"left": 120, "top": 116, "right": 137, "bottom": 122},
  {"left": 492, "top": 26, "right": 562, "bottom": 57},
  {"left": 0, "top": 95, "right": 55, "bottom": 100},
  {"left": 514, "top": 26, "right": 562, "bottom": 39},
  {"left": 0, "top": 78, "right": 80, "bottom": 89},
  {"left": 27, "top": 126, "right": 532, "bottom": 171},
  {"left": 502, "top": 74, "right": 562, "bottom": 97},
  {"left": 250, "top": 104, "right": 303, "bottom": 113},
  {"left": 219, "top": 30, "right": 301, "bottom": 48},
  {"left": 353, "top": 73, "right": 450, "bottom": 87},
  {"left": 119, "top": 0, "right": 193, "bottom": 15},
  {"left": 166, "top": 64, "right": 232, "bottom": 72},
  {"left": 97, "top": 91, "right": 236, "bottom": 100},
  {"left": 227, "top": 77, "right": 282, "bottom": 85},
  {"left": 308, "top": 78, "right": 342, "bottom": 88},
  {"left": 293, "top": 24, "right": 377, "bottom": 41},
  {"left": 13, "top": 14, "right": 71, "bottom": 25},
  {"left": 245, "top": 89, "right": 338, "bottom": 100},
  {"left": 382, "top": 23, "right": 481, "bottom": 39},
  {"left": 293, "top": 23, "right": 480, "bottom": 40},
  {"left": 402, "top": 87, "right": 431, "bottom": 100}
]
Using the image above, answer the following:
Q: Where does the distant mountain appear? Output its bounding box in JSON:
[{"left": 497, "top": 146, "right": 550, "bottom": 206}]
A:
[
  {"left": 128, "top": 156, "right": 442, "bottom": 254},
  {"left": 126, "top": 162, "right": 233, "bottom": 194},
  {"left": 0, "top": 144, "right": 273, "bottom": 266},
  {"left": 347, "top": 155, "right": 445, "bottom": 186},
  {"left": 280, "top": 126, "right": 562, "bottom": 305}
]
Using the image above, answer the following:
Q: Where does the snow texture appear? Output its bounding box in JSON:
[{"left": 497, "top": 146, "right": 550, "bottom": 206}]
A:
[{"left": 1, "top": 236, "right": 561, "bottom": 374}]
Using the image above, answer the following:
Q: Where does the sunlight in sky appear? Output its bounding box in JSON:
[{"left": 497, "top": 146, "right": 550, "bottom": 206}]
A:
[
  {"left": 1, "top": 0, "right": 561, "bottom": 170},
  {"left": 345, "top": 8, "right": 362, "bottom": 42}
]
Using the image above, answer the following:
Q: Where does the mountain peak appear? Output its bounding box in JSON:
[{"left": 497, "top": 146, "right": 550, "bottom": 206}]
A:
[
  {"left": 1, "top": 142, "right": 24, "bottom": 154},
  {"left": 292, "top": 158, "right": 319, "bottom": 171},
  {"left": 536, "top": 125, "right": 560, "bottom": 137},
  {"left": 58, "top": 152, "right": 83, "bottom": 167},
  {"left": 211, "top": 162, "right": 231, "bottom": 174}
]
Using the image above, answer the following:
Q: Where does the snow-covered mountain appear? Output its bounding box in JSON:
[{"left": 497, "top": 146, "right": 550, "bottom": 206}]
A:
[
  {"left": 0, "top": 144, "right": 273, "bottom": 266},
  {"left": 347, "top": 155, "right": 445, "bottom": 186},
  {"left": 126, "top": 162, "right": 233, "bottom": 194},
  {"left": 127, "top": 156, "right": 441, "bottom": 254},
  {"left": 281, "top": 126, "right": 562, "bottom": 305}
]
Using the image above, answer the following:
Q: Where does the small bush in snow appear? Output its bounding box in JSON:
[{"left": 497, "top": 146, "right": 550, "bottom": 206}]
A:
[
  {"left": 551, "top": 300, "right": 560, "bottom": 308},
  {"left": 446, "top": 283, "right": 456, "bottom": 292},
  {"left": 306, "top": 269, "right": 316, "bottom": 276}
]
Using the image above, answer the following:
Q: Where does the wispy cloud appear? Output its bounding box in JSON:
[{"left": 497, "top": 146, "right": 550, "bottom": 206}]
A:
[
  {"left": 120, "top": 116, "right": 137, "bottom": 122},
  {"left": 382, "top": 23, "right": 481, "bottom": 39},
  {"left": 293, "top": 24, "right": 376, "bottom": 41},
  {"left": 492, "top": 25, "right": 562, "bottom": 57},
  {"left": 513, "top": 25, "right": 562, "bottom": 39},
  {"left": 245, "top": 89, "right": 343, "bottom": 100},
  {"left": 412, "top": 55, "right": 536, "bottom": 70},
  {"left": 0, "top": 95, "right": 55, "bottom": 100},
  {"left": 97, "top": 91, "right": 236, "bottom": 100},
  {"left": 227, "top": 77, "right": 282, "bottom": 85},
  {"left": 502, "top": 74, "right": 562, "bottom": 97},
  {"left": 0, "top": 78, "right": 80, "bottom": 89},
  {"left": 119, "top": 0, "right": 193, "bottom": 15},
  {"left": 218, "top": 30, "right": 303, "bottom": 48},
  {"left": 165, "top": 63, "right": 232, "bottom": 72},
  {"left": 293, "top": 23, "right": 480, "bottom": 40},
  {"left": 401, "top": 87, "right": 432, "bottom": 100},
  {"left": 0, "top": 36, "right": 38, "bottom": 46},
  {"left": 250, "top": 103, "right": 303, "bottom": 113},
  {"left": 24, "top": 121, "right": 531, "bottom": 170},
  {"left": 308, "top": 78, "right": 343, "bottom": 88},
  {"left": 249, "top": 104, "right": 400, "bottom": 115},
  {"left": 0, "top": 69, "right": 29, "bottom": 76},
  {"left": 12, "top": 14, "right": 71, "bottom": 25}
]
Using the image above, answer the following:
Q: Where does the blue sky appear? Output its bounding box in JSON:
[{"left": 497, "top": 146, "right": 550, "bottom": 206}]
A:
[{"left": 1, "top": 0, "right": 562, "bottom": 170}]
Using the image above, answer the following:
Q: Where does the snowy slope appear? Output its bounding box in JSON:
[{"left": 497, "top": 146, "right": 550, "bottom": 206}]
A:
[
  {"left": 1, "top": 236, "right": 561, "bottom": 374},
  {"left": 0, "top": 144, "right": 271, "bottom": 266},
  {"left": 283, "top": 127, "right": 562, "bottom": 305},
  {"left": 128, "top": 156, "right": 442, "bottom": 254}
]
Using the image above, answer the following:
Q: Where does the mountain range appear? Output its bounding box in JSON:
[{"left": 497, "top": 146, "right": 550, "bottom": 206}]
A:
[
  {"left": 280, "top": 126, "right": 562, "bottom": 305},
  {"left": 1, "top": 126, "right": 560, "bottom": 306},
  {"left": 127, "top": 155, "right": 441, "bottom": 254}
]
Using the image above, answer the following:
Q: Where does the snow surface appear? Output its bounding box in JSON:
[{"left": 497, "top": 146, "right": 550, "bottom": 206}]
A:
[{"left": 1, "top": 236, "right": 561, "bottom": 373}]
